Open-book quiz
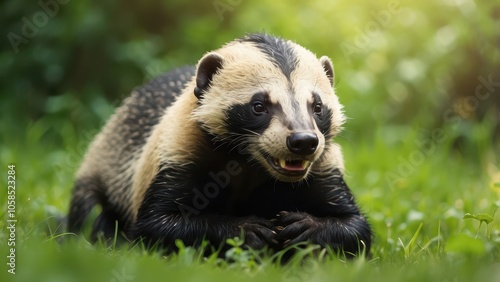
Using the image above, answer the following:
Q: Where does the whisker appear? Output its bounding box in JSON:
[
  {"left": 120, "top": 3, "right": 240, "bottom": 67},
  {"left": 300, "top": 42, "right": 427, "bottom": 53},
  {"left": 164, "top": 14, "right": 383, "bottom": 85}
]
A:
[
  {"left": 336, "top": 132, "right": 356, "bottom": 147},
  {"left": 241, "top": 128, "right": 260, "bottom": 136},
  {"left": 302, "top": 176, "right": 311, "bottom": 188}
]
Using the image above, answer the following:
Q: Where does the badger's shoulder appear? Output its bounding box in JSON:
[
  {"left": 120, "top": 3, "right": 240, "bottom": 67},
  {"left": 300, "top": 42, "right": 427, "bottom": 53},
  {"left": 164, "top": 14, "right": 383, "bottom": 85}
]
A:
[
  {"left": 124, "top": 65, "right": 196, "bottom": 143},
  {"left": 130, "top": 72, "right": 206, "bottom": 217}
]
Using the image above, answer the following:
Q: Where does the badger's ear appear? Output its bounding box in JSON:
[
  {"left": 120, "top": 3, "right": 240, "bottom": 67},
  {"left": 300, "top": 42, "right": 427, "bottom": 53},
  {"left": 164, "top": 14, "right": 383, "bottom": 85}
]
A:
[
  {"left": 194, "top": 52, "right": 224, "bottom": 99},
  {"left": 319, "top": 56, "right": 335, "bottom": 86}
]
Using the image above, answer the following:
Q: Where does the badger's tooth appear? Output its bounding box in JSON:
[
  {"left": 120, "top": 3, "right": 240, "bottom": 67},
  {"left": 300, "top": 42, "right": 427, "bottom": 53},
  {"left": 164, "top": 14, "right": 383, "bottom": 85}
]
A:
[
  {"left": 279, "top": 159, "right": 286, "bottom": 168},
  {"left": 302, "top": 160, "right": 310, "bottom": 169}
]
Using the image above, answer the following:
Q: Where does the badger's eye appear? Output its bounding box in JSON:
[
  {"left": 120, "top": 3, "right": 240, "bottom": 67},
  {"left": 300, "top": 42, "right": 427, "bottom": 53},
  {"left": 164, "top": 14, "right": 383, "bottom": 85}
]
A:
[
  {"left": 313, "top": 102, "right": 323, "bottom": 114},
  {"left": 252, "top": 101, "right": 267, "bottom": 115}
]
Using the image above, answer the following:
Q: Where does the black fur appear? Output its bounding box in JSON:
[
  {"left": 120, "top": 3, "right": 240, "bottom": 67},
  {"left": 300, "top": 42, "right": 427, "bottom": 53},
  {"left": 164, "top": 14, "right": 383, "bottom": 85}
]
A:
[
  {"left": 133, "top": 164, "right": 371, "bottom": 255},
  {"left": 311, "top": 92, "right": 333, "bottom": 137},
  {"left": 224, "top": 92, "right": 283, "bottom": 136},
  {"left": 68, "top": 177, "right": 102, "bottom": 234},
  {"left": 194, "top": 53, "right": 223, "bottom": 99},
  {"left": 239, "top": 33, "right": 298, "bottom": 80},
  {"left": 68, "top": 176, "right": 128, "bottom": 242}
]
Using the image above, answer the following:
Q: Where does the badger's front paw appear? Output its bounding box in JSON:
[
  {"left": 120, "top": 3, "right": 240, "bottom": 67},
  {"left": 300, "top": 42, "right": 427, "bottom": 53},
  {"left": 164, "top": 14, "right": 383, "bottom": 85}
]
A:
[
  {"left": 273, "top": 211, "right": 327, "bottom": 248},
  {"left": 237, "top": 217, "right": 278, "bottom": 250}
]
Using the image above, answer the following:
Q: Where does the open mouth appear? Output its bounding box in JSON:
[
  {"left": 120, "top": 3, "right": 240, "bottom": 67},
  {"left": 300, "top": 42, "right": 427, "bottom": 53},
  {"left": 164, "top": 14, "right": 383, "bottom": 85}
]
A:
[{"left": 266, "top": 157, "right": 312, "bottom": 176}]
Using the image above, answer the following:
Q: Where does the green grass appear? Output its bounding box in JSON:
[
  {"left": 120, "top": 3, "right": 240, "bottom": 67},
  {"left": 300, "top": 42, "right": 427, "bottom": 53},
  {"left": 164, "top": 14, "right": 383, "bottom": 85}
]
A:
[{"left": 1, "top": 109, "right": 499, "bottom": 282}]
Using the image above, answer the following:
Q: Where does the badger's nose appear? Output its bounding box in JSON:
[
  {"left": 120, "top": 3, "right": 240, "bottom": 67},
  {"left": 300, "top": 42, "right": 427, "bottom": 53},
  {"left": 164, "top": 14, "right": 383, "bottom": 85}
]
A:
[{"left": 286, "top": 132, "right": 319, "bottom": 156}]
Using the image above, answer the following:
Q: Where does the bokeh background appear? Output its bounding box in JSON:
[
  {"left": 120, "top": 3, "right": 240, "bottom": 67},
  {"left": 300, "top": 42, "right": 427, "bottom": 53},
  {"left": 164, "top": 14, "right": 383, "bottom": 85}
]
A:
[
  {"left": 1, "top": 0, "right": 499, "bottom": 280},
  {"left": 2, "top": 0, "right": 499, "bottom": 137}
]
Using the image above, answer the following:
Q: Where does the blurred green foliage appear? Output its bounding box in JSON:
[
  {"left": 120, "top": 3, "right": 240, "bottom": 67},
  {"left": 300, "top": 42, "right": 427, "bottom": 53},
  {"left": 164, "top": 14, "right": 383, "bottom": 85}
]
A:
[{"left": 1, "top": 0, "right": 499, "bottom": 140}]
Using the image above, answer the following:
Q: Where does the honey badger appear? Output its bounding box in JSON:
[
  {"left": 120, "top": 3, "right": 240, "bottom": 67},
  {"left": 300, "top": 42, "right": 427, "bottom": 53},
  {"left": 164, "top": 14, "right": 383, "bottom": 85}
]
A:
[{"left": 68, "top": 33, "right": 372, "bottom": 256}]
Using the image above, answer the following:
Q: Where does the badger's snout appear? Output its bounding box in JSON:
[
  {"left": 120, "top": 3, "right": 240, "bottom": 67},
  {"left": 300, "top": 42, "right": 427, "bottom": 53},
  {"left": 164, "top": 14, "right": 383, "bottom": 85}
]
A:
[{"left": 286, "top": 132, "right": 319, "bottom": 156}]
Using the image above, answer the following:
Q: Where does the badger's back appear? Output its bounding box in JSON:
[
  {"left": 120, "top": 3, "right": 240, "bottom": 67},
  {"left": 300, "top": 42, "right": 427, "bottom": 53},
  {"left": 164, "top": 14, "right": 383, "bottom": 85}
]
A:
[{"left": 67, "top": 66, "right": 195, "bottom": 238}]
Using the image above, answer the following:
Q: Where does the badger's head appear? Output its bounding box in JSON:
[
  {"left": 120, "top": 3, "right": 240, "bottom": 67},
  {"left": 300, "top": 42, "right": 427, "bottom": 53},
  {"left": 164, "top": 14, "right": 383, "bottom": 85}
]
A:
[{"left": 192, "top": 34, "right": 345, "bottom": 182}]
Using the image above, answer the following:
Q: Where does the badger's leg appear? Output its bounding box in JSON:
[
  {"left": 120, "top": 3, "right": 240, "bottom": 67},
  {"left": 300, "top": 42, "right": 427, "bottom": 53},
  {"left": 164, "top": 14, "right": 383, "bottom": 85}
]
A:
[
  {"left": 133, "top": 213, "right": 277, "bottom": 252},
  {"left": 68, "top": 177, "right": 122, "bottom": 242},
  {"left": 274, "top": 173, "right": 372, "bottom": 256},
  {"left": 131, "top": 184, "right": 278, "bottom": 252},
  {"left": 274, "top": 211, "right": 371, "bottom": 256},
  {"left": 67, "top": 177, "right": 101, "bottom": 234},
  {"left": 90, "top": 205, "right": 125, "bottom": 242}
]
